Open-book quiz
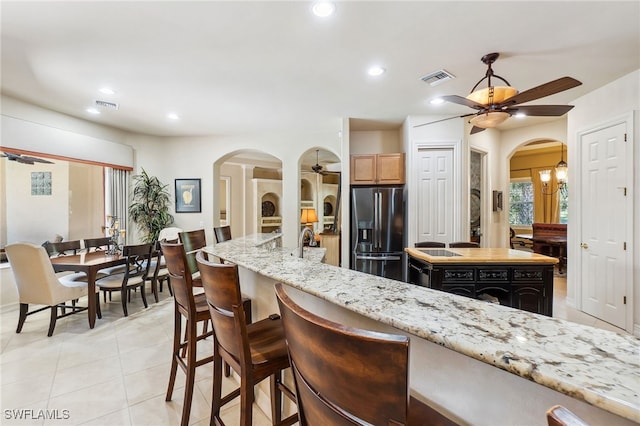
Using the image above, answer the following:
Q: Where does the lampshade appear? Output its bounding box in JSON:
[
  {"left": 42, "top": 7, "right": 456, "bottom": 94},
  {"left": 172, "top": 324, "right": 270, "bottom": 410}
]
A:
[
  {"left": 300, "top": 208, "right": 318, "bottom": 225},
  {"left": 465, "top": 86, "right": 517, "bottom": 105},
  {"left": 539, "top": 169, "right": 552, "bottom": 183},
  {"left": 469, "top": 111, "right": 510, "bottom": 129},
  {"left": 555, "top": 160, "right": 568, "bottom": 183}
]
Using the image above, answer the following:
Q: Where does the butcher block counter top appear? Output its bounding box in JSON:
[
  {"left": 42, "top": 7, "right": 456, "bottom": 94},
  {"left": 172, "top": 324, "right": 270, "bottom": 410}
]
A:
[{"left": 406, "top": 247, "right": 559, "bottom": 264}]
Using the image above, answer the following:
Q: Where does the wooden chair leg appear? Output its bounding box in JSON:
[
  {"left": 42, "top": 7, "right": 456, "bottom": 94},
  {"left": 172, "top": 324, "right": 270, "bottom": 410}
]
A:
[
  {"left": 240, "top": 372, "right": 254, "bottom": 426},
  {"left": 140, "top": 284, "right": 148, "bottom": 308},
  {"left": 166, "top": 305, "right": 181, "bottom": 401},
  {"left": 122, "top": 288, "right": 129, "bottom": 317},
  {"left": 94, "top": 293, "right": 102, "bottom": 319},
  {"left": 270, "top": 374, "right": 283, "bottom": 425},
  {"left": 210, "top": 347, "right": 224, "bottom": 424},
  {"left": 16, "top": 303, "right": 28, "bottom": 333},
  {"left": 47, "top": 305, "right": 58, "bottom": 337},
  {"left": 180, "top": 315, "right": 198, "bottom": 426}
]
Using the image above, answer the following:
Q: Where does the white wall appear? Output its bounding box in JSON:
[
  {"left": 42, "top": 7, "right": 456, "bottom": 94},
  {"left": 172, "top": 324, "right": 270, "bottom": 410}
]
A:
[{"left": 567, "top": 69, "right": 640, "bottom": 334}]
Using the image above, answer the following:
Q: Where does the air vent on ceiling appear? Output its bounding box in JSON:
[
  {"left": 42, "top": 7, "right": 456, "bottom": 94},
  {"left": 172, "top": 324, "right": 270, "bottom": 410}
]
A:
[
  {"left": 95, "top": 99, "right": 119, "bottom": 110},
  {"left": 420, "top": 69, "right": 455, "bottom": 86}
]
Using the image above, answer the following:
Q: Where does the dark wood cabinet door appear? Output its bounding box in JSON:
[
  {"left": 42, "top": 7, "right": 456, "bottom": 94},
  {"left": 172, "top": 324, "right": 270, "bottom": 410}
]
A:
[{"left": 513, "top": 285, "right": 545, "bottom": 315}]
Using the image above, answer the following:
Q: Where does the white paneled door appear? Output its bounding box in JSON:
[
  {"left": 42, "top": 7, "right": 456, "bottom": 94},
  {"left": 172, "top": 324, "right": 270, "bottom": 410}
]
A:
[
  {"left": 417, "top": 148, "right": 454, "bottom": 244},
  {"left": 580, "top": 121, "right": 629, "bottom": 329}
]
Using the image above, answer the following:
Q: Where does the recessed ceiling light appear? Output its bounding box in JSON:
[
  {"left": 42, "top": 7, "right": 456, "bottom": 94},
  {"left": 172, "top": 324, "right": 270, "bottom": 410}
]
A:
[
  {"left": 367, "top": 66, "right": 386, "bottom": 77},
  {"left": 312, "top": 2, "right": 335, "bottom": 17},
  {"left": 514, "top": 112, "right": 526, "bottom": 118},
  {"left": 167, "top": 113, "right": 180, "bottom": 120},
  {"left": 430, "top": 98, "right": 445, "bottom": 105},
  {"left": 86, "top": 108, "right": 101, "bottom": 115},
  {"left": 99, "top": 87, "right": 115, "bottom": 95}
]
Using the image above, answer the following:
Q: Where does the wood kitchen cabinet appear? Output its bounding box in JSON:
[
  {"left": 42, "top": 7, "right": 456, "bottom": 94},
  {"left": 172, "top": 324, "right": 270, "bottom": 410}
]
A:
[{"left": 350, "top": 153, "right": 405, "bottom": 185}]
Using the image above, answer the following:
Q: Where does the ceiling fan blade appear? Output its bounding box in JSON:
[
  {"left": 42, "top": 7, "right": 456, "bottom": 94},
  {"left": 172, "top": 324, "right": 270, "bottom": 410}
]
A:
[
  {"left": 508, "top": 104, "right": 575, "bottom": 116},
  {"left": 441, "top": 95, "right": 485, "bottom": 110},
  {"left": 470, "top": 126, "right": 486, "bottom": 135},
  {"left": 22, "top": 155, "right": 54, "bottom": 164},
  {"left": 414, "top": 113, "right": 475, "bottom": 128},
  {"left": 499, "top": 76, "right": 582, "bottom": 107}
]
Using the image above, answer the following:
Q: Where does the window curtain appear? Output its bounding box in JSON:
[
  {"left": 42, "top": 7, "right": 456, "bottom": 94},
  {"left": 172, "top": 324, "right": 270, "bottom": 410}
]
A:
[
  {"left": 532, "top": 167, "right": 560, "bottom": 223},
  {"left": 105, "top": 168, "right": 130, "bottom": 244}
]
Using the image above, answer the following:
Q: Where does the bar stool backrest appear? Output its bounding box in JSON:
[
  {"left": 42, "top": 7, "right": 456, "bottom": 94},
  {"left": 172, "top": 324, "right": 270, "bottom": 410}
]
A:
[
  {"left": 179, "top": 229, "right": 207, "bottom": 276},
  {"left": 214, "top": 226, "right": 232, "bottom": 243},
  {"left": 275, "top": 283, "right": 410, "bottom": 426},
  {"left": 160, "top": 242, "right": 196, "bottom": 316}
]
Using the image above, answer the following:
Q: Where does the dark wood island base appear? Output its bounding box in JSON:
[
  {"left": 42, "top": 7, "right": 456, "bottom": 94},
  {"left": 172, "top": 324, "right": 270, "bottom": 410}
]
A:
[{"left": 406, "top": 248, "right": 558, "bottom": 316}]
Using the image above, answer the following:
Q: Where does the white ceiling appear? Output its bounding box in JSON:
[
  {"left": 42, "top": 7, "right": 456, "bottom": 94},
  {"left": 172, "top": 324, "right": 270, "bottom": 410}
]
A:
[{"left": 1, "top": 1, "right": 639, "bottom": 138}]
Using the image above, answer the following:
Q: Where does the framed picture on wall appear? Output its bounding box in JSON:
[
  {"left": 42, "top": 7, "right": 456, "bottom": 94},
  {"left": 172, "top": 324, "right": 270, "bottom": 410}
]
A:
[{"left": 175, "top": 178, "right": 201, "bottom": 213}]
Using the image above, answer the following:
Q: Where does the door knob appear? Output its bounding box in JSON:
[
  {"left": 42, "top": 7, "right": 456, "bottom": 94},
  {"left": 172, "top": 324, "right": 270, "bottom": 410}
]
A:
[{"left": 580, "top": 243, "right": 589, "bottom": 249}]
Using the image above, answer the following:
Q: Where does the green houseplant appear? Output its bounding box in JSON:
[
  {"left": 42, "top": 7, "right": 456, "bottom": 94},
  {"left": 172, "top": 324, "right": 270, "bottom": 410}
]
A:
[{"left": 129, "top": 169, "right": 174, "bottom": 243}]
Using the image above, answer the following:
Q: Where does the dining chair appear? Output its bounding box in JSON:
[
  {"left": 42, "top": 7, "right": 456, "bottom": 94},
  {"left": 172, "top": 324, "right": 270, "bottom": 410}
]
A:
[
  {"left": 274, "top": 282, "right": 409, "bottom": 426},
  {"left": 546, "top": 405, "right": 589, "bottom": 426},
  {"left": 414, "top": 241, "right": 446, "bottom": 248},
  {"left": 43, "top": 240, "right": 82, "bottom": 257},
  {"left": 158, "top": 226, "right": 183, "bottom": 242},
  {"left": 95, "top": 243, "right": 153, "bottom": 316},
  {"left": 83, "top": 236, "right": 128, "bottom": 293},
  {"left": 196, "top": 252, "right": 298, "bottom": 426},
  {"left": 5, "top": 242, "right": 101, "bottom": 336},
  {"left": 160, "top": 241, "right": 215, "bottom": 426},
  {"left": 83, "top": 236, "right": 112, "bottom": 252},
  {"left": 510, "top": 228, "right": 516, "bottom": 249},
  {"left": 448, "top": 242, "right": 480, "bottom": 248},
  {"left": 214, "top": 225, "right": 232, "bottom": 243},
  {"left": 147, "top": 240, "right": 171, "bottom": 301}
]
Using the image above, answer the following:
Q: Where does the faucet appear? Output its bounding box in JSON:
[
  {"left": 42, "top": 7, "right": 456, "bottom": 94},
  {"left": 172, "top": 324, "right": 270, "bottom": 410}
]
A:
[{"left": 299, "top": 227, "right": 315, "bottom": 258}]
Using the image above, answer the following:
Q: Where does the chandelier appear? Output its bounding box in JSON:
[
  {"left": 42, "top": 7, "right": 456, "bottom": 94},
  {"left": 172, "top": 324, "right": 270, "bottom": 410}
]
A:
[{"left": 539, "top": 144, "right": 568, "bottom": 196}]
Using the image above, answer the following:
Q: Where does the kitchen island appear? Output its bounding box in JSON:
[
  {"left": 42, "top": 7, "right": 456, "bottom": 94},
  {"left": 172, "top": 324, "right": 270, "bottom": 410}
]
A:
[
  {"left": 204, "top": 234, "right": 639, "bottom": 425},
  {"left": 406, "top": 248, "right": 558, "bottom": 316}
]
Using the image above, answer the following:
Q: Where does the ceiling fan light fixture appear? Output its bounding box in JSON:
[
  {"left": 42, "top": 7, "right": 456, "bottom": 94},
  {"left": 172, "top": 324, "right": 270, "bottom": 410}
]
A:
[
  {"left": 466, "top": 86, "right": 518, "bottom": 105},
  {"left": 469, "top": 111, "right": 510, "bottom": 128}
]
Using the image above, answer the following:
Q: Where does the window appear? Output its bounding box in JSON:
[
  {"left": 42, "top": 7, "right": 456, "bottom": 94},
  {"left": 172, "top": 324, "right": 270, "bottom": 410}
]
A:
[
  {"left": 509, "top": 179, "right": 534, "bottom": 226},
  {"left": 559, "top": 186, "right": 568, "bottom": 224}
]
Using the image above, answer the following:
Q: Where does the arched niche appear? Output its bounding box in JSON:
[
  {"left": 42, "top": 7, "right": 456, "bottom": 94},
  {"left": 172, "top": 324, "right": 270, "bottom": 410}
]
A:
[
  {"left": 213, "top": 149, "right": 282, "bottom": 238},
  {"left": 298, "top": 148, "right": 341, "bottom": 234}
]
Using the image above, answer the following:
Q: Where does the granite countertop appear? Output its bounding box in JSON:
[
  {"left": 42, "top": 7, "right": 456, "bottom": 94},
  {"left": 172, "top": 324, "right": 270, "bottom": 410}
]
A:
[
  {"left": 204, "top": 234, "right": 640, "bottom": 423},
  {"left": 406, "top": 247, "right": 559, "bottom": 264}
]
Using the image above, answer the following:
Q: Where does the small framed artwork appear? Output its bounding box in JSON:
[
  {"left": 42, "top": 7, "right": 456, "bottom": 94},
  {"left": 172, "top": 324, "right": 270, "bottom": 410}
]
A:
[
  {"left": 31, "top": 172, "right": 52, "bottom": 196},
  {"left": 175, "top": 178, "right": 201, "bottom": 213}
]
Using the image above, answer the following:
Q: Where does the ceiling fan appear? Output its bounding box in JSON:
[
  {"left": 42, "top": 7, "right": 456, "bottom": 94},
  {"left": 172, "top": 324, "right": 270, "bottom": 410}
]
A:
[
  {"left": 1, "top": 151, "right": 54, "bottom": 165},
  {"left": 415, "top": 52, "right": 582, "bottom": 134},
  {"left": 303, "top": 149, "right": 340, "bottom": 176}
]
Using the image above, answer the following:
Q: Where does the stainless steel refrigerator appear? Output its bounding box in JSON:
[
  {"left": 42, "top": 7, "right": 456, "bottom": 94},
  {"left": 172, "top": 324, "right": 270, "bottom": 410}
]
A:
[{"left": 350, "top": 186, "right": 405, "bottom": 281}]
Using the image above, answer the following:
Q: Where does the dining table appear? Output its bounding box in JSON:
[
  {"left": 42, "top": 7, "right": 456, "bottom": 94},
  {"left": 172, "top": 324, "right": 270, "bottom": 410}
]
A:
[{"left": 50, "top": 251, "right": 128, "bottom": 328}]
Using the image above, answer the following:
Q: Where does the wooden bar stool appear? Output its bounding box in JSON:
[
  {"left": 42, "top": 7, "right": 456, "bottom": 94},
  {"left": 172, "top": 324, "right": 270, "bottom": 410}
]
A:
[
  {"left": 546, "top": 405, "right": 589, "bottom": 426},
  {"left": 196, "top": 252, "right": 297, "bottom": 426},
  {"left": 274, "top": 282, "right": 410, "bottom": 425},
  {"left": 160, "top": 241, "right": 215, "bottom": 426}
]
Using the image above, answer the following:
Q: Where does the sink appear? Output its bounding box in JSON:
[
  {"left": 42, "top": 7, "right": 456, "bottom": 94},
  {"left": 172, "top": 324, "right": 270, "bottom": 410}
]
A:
[{"left": 418, "top": 249, "right": 461, "bottom": 257}]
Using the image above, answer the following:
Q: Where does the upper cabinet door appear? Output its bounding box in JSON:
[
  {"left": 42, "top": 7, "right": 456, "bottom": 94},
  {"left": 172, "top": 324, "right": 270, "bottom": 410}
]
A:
[
  {"left": 350, "top": 154, "right": 377, "bottom": 184},
  {"left": 376, "top": 153, "right": 405, "bottom": 184},
  {"left": 350, "top": 153, "right": 405, "bottom": 185}
]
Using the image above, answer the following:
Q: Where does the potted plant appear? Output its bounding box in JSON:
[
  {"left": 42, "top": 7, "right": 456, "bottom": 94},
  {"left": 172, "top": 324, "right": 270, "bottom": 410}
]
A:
[{"left": 129, "top": 169, "right": 174, "bottom": 243}]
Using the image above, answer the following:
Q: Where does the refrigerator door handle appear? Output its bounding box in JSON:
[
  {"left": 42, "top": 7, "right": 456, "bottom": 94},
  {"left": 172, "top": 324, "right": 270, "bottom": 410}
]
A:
[
  {"left": 374, "top": 192, "right": 379, "bottom": 249},
  {"left": 355, "top": 255, "right": 402, "bottom": 261},
  {"left": 378, "top": 191, "right": 383, "bottom": 249}
]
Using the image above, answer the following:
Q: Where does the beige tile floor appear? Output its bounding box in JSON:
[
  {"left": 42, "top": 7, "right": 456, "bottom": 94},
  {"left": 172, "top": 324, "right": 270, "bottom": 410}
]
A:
[{"left": 0, "top": 273, "right": 629, "bottom": 425}]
